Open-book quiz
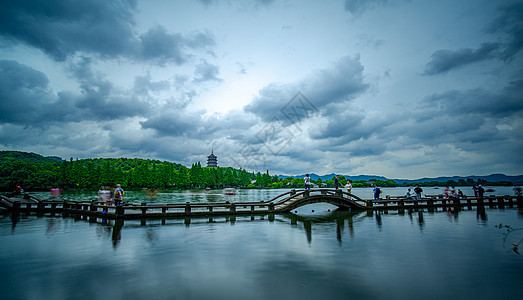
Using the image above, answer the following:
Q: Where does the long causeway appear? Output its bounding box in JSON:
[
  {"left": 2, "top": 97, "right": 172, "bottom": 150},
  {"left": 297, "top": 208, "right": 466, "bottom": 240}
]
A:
[{"left": 1, "top": 189, "right": 521, "bottom": 220}]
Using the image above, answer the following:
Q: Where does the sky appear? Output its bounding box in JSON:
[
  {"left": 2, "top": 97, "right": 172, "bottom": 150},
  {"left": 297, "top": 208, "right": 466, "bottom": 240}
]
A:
[{"left": 0, "top": 0, "right": 522, "bottom": 179}]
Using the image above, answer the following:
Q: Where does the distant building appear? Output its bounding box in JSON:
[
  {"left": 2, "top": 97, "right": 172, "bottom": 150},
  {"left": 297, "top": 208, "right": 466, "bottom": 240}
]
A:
[{"left": 206, "top": 149, "right": 218, "bottom": 167}]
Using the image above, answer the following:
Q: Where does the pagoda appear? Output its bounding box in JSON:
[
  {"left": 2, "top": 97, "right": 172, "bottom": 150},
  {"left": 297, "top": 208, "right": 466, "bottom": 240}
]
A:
[{"left": 206, "top": 149, "right": 218, "bottom": 167}]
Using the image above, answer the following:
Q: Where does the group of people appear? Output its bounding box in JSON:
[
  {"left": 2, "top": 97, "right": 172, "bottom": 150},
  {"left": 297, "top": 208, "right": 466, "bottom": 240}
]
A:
[
  {"left": 305, "top": 174, "right": 427, "bottom": 202},
  {"left": 97, "top": 184, "right": 125, "bottom": 213},
  {"left": 303, "top": 174, "right": 353, "bottom": 193},
  {"left": 405, "top": 185, "right": 424, "bottom": 200},
  {"left": 442, "top": 186, "right": 465, "bottom": 199},
  {"left": 472, "top": 185, "right": 485, "bottom": 200},
  {"left": 300, "top": 174, "right": 506, "bottom": 202}
]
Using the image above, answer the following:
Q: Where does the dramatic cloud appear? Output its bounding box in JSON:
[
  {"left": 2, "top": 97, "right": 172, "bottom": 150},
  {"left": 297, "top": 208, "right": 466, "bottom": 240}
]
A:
[
  {"left": 486, "top": 1, "right": 523, "bottom": 61},
  {"left": 419, "top": 80, "right": 523, "bottom": 119},
  {"left": 0, "top": 59, "right": 148, "bottom": 126},
  {"left": 423, "top": 43, "right": 499, "bottom": 75},
  {"left": 0, "top": 0, "right": 521, "bottom": 178},
  {"left": 0, "top": 0, "right": 215, "bottom": 65},
  {"left": 0, "top": 0, "right": 138, "bottom": 61},
  {"left": 138, "top": 26, "right": 215, "bottom": 65},
  {"left": 423, "top": 1, "right": 523, "bottom": 75},
  {"left": 244, "top": 55, "right": 368, "bottom": 123}
]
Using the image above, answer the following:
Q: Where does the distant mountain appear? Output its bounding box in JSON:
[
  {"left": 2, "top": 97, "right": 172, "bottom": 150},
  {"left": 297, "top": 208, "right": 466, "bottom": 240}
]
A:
[
  {"left": 0, "top": 151, "right": 63, "bottom": 164},
  {"left": 278, "top": 173, "right": 523, "bottom": 185},
  {"left": 393, "top": 174, "right": 523, "bottom": 185},
  {"left": 278, "top": 173, "right": 389, "bottom": 181}
]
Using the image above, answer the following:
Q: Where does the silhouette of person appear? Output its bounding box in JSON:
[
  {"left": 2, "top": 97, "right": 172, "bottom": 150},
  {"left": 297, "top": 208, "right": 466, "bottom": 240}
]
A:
[
  {"left": 334, "top": 175, "right": 341, "bottom": 190},
  {"left": 478, "top": 185, "right": 485, "bottom": 201},
  {"left": 373, "top": 185, "right": 381, "bottom": 200}
]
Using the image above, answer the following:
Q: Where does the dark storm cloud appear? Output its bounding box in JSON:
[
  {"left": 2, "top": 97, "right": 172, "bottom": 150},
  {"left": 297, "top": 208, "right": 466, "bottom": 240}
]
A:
[
  {"left": 138, "top": 26, "right": 186, "bottom": 64},
  {"left": 422, "top": 43, "right": 499, "bottom": 75},
  {"left": 65, "top": 57, "right": 149, "bottom": 120},
  {"left": 0, "top": 60, "right": 52, "bottom": 124},
  {"left": 310, "top": 106, "right": 368, "bottom": 140},
  {"left": 420, "top": 80, "right": 523, "bottom": 118},
  {"left": 244, "top": 55, "right": 368, "bottom": 122},
  {"left": 140, "top": 108, "right": 257, "bottom": 140},
  {"left": 0, "top": 0, "right": 215, "bottom": 64},
  {"left": 140, "top": 110, "right": 200, "bottom": 137},
  {"left": 344, "top": 0, "right": 387, "bottom": 15},
  {"left": 396, "top": 78, "right": 523, "bottom": 148},
  {"left": 486, "top": 1, "right": 523, "bottom": 61},
  {"left": 424, "top": 1, "right": 523, "bottom": 75},
  {"left": 345, "top": 139, "right": 387, "bottom": 157},
  {"left": 0, "top": 59, "right": 148, "bottom": 126},
  {"left": 0, "top": 0, "right": 138, "bottom": 61}
]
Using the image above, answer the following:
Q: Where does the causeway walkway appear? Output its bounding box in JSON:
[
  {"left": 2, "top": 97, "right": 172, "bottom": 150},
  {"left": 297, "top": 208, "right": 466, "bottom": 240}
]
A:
[{"left": 1, "top": 189, "right": 522, "bottom": 220}]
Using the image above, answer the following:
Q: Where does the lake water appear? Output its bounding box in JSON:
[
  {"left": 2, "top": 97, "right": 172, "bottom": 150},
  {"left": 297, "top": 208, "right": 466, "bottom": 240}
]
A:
[{"left": 1, "top": 188, "right": 522, "bottom": 300}]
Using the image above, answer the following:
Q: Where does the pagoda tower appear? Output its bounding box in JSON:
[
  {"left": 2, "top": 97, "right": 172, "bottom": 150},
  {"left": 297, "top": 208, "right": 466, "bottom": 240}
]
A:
[{"left": 206, "top": 149, "right": 218, "bottom": 167}]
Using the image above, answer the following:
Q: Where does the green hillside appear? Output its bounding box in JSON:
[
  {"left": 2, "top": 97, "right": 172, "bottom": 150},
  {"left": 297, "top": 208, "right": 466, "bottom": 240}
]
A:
[
  {"left": 0, "top": 151, "right": 62, "bottom": 164},
  {"left": 0, "top": 151, "right": 280, "bottom": 191}
]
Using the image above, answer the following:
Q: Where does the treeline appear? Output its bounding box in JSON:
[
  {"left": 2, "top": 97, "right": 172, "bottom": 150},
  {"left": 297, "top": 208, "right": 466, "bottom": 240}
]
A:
[
  {"left": 0, "top": 153, "right": 281, "bottom": 191},
  {"left": 0, "top": 151, "right": 514, "bottom": 191}
]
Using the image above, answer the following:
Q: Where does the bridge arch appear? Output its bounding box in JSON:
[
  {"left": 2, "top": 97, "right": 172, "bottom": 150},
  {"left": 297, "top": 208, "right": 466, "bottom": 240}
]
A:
[{"left": 270, "top": 189, "right": 367, "bottom": 212}]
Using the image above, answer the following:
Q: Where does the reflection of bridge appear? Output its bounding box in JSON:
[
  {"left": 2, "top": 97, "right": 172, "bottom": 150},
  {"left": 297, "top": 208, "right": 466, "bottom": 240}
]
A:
[{"left": 1, "top": 189, "right": 522, "bottom": 220}]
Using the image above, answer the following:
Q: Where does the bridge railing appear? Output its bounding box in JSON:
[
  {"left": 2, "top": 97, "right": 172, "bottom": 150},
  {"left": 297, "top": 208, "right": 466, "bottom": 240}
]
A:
[
  {"left": 269, "top": 189, "right": 364, "bottom": 207},
  {"left": 61, "top": 200, "right": 277, "bottom": 218},
  {"left": 359, "top": 194, "right": 522, "bottom": 209}
]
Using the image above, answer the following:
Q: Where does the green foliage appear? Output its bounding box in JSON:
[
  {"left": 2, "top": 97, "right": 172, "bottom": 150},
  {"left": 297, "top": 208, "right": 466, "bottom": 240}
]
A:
[
  {"left": 0, "top": 151, "right": 515, "bottom": 191},
  {"left": 0, "top": 151, "right": 61, "bottom": 164},
  {"left": 0, "top": 151, "right": 281, "bottom": 191}
]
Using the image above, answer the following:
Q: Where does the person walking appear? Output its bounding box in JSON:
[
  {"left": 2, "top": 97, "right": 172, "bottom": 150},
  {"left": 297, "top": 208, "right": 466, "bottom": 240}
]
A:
[
  {"left": 304, "top": 174, "right": 311, "bottom": 191},
  {"left": 114, "top": 184, "right": 124, "bottom": 206}
]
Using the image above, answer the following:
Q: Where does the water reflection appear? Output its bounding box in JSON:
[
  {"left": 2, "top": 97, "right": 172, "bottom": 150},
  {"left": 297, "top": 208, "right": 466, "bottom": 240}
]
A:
[
  {"left": 0, "top": 206, "right": 512, "bottom": 247},
  {"left": 112, "top": 219, "right": 123, "bottom": 247},
  {"left": 477, "top": 205, "right": 487, "bottom": 222},
  {"left": 417, "top": 211, "right": 425, "bottom": 230},
  {"left": 2, "top": 207, "right": 522, "bottom": 300}
]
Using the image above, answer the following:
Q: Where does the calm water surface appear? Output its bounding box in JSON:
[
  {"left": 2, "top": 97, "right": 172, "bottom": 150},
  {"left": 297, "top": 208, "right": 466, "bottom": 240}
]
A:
[{"left": 1, "top": 188, "right": 522, "bottom": 300}]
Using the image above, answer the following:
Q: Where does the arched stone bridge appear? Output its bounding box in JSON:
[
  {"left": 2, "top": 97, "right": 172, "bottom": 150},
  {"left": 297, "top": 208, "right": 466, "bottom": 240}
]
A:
[{"left": 267, "top": 189, "right": 367, "bottom": 212}]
